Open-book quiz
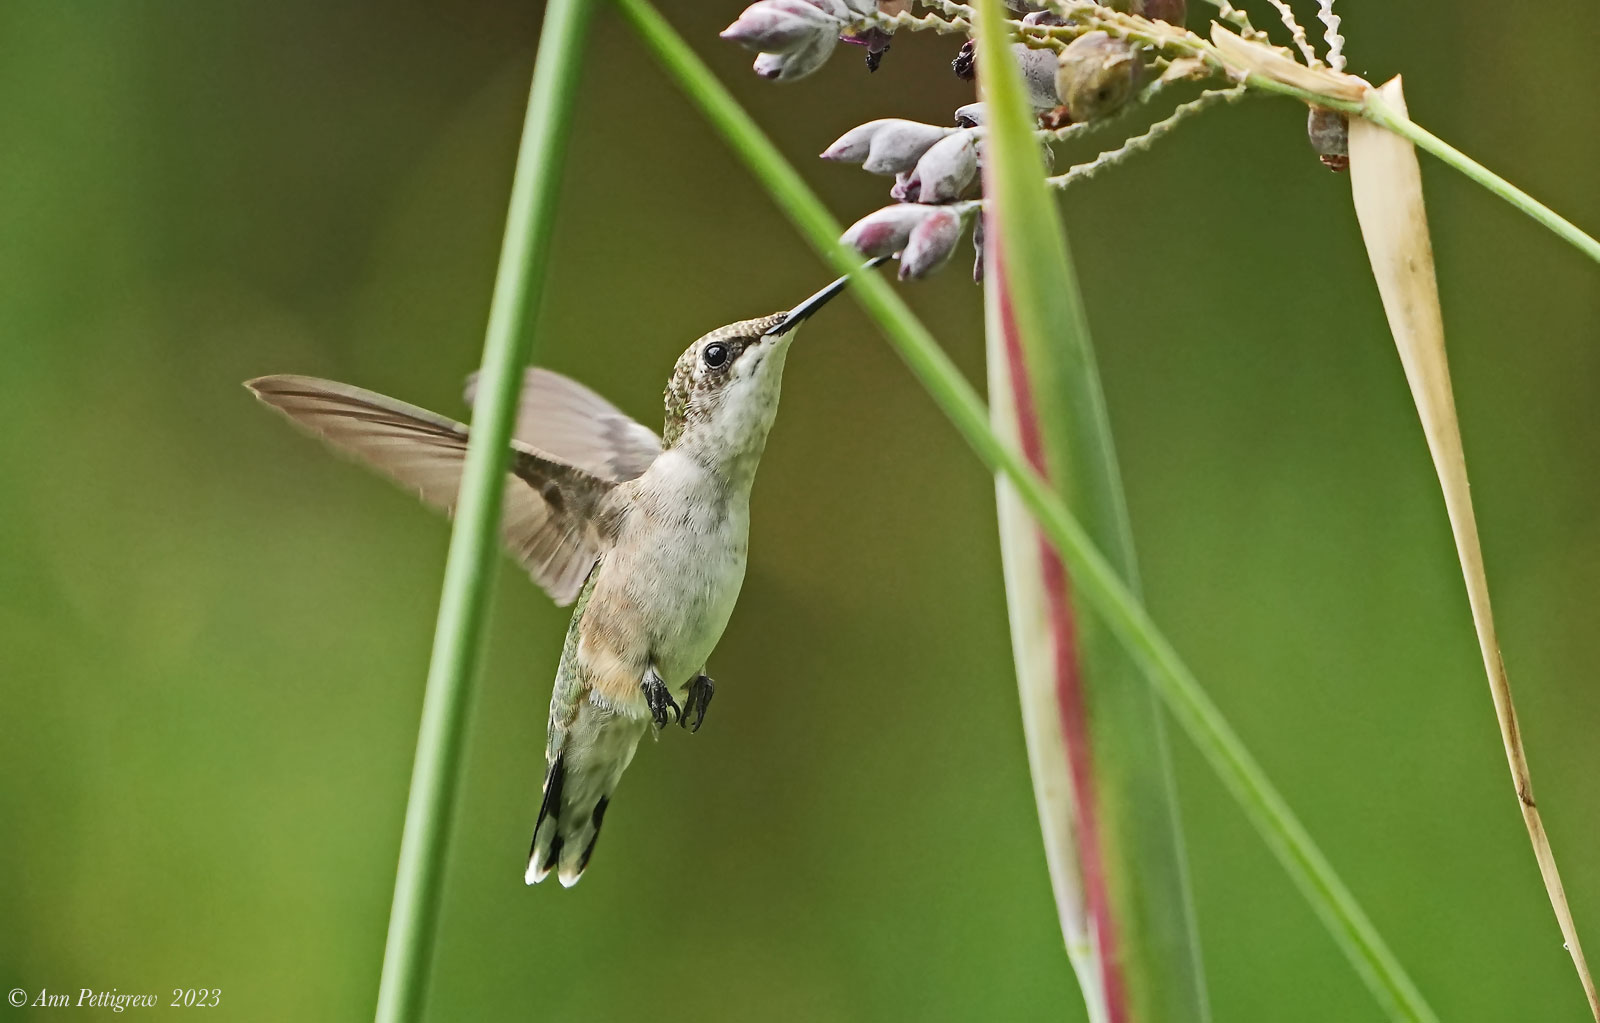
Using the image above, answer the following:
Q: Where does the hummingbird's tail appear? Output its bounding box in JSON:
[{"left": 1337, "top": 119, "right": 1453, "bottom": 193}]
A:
[{"left": 525, "top": 699, "right": 647, "bottom": 887}]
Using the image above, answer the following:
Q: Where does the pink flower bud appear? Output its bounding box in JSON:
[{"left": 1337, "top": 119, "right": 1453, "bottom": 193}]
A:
[
  {"left": 752, "top": 30, "right": 838, "bottom": 81},
  {"left": 841, "top": 204, "right": 936, "bottom": 258},
  {"left": 889, "top": 170, "right": 918, "bottom": 203},
  {"left": 809, "top": 0, "right": 858, "bottom": 16},
  {"left": 1012, "top": 43, "right": 1061, "bottom": 110},
  {"left": 899, "top": 208, "right": 965, "bottom": 279},
  {"left": 820, "top": 119, "right": 892, "bottom": 162},
  {"left": 915, "top": 131, "right": 978, "bottom": 203},
  {"left": 860, "top": 120, "right": 954, "bottom": 175},
  {"left": 722, "top": 0, "right": 839, "bottom": 54}
]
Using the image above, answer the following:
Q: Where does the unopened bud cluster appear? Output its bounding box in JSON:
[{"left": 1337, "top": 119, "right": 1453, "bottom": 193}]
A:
[
  {"left": 822, "top": 116, "right": 983, "bottom": 279},
  {"left": 818, "top": 24, "right": 1153, "bottom": 283},
  {"left": 720, "top": 0, "right": 882, "bottom": 81},
  {"left": 720, "top": 0, "right": 1216, "bottom": 282}
]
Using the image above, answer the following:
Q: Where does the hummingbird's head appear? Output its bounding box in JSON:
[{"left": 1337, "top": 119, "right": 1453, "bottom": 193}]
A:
[{"left": 661, "top": 264, "right": 874, "bottom": 463}]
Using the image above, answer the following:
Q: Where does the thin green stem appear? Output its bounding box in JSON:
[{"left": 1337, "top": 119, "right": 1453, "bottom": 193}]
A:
[
  {"left": 616, "top": 1, "right": 1435, "bottom": 1018},
  {"left": 1361, "top": 92, "right": 1600, "bottom": 266},
  {"left": 373, "top": 1, "right": 593, "bottom": 1019}
]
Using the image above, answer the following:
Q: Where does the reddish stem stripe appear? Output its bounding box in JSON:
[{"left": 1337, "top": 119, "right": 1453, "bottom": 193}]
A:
[{"left": 994, "top": 242, "right": 1128, "bottom": 1022}]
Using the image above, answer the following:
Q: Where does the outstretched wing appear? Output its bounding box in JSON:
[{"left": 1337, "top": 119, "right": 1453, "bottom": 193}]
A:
[
  {"left": 246, "top": 374, "right": 618, "bottom": 605},
  {"left": 464, "top": 368, "right": 661, "bottom": 483}
]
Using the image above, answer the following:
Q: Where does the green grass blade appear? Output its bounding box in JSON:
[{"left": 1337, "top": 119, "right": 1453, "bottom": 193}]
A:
[
  {"left": 373, "top": 1, "right": 594, "bottom": 1019},
  {"left": 976, "top": 1, "right": 1206, "bottom": 1018},
  {"left": 614, "top": 1, "right": 1437, "bottom": 1018}
]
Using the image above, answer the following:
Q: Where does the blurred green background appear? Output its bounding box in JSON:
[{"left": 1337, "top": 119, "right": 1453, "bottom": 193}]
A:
[{"left": 2, "top": 1, "right": 1596, "bottom": 1019}]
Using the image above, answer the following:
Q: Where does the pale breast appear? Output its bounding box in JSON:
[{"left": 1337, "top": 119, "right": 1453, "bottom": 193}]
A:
[{"left": 594, "top": 451, "right": 750, "bottom": 694}]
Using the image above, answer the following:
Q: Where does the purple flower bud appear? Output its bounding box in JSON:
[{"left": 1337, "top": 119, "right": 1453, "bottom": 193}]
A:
[
  {"left": 821, "top": 119, "right": 892, "bottom": 163},
  {"left": 899, "top": 207, "right": 965, "bottom": 279},
  {"left": 915, "top": 131, "right": 978, "bottom": 203},
  {"left": 825, "top": 119, "right": 954, "bottom": 174},
  {"left": 861, "top": 120, "right": 954, "bottom": 175},
  {"left": 953, "top": 102, "right": 985, "bottom": 128},
  {"left": 1012, "top": 44, "right": 1061, "bottom": 110},
  {"left": 840, "top": 204, "right": 936, "bottom": 258},
  {"left": 722, "top": 0, "right": 840, "bottom": 53},
  {"left": 752, "top": 30, "right": 838, "bottom": 81},
  {"left": 889, "top": 170, "right": 917, "bottom": 203},
  {"left": 795, "top": 0, "right": 854, "bottom": 18}
]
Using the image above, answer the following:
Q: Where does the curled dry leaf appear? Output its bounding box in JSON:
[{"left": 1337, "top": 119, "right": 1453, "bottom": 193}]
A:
[{"left": 1349, "top": 77, "right": 1600, "bottom": 1022}]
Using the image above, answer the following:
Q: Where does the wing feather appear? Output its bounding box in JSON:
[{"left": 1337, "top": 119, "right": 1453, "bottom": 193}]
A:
[
  {"left": 247, "top": 375, "right": 616, "bottom": 606},
  {"left": 464, "top": 368, "right": 661, "bottom": 482}
]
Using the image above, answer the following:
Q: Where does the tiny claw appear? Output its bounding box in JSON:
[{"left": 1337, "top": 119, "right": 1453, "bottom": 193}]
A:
[
  {"left": 680, "top": 675, "right": 715, "bottom": 733},
  {"left": 642, "top": 670, "right": 681, "bottom": 728}
]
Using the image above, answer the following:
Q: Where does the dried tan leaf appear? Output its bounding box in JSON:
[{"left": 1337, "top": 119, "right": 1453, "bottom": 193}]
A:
[
  {"left": 1209, "top": 24, "right": 1366, "bottom": 101},
  {"left": 1350, "top": 77, "right": 1600, "bottom": 1022}
]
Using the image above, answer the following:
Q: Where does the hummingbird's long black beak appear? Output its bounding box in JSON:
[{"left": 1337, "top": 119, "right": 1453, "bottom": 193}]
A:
[{"left": 764, "top": 256, "right": 890, "bottom": 337}]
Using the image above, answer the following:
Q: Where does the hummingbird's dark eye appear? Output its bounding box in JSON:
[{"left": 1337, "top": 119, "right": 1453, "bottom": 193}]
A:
[{"left": 701, "top": 342, "right": 730, "bottom": 369}]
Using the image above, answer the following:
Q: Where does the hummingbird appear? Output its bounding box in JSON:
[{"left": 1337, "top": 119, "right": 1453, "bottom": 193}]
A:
[{"left": 245, "top": 265, "right": 873, "bottom": 888}]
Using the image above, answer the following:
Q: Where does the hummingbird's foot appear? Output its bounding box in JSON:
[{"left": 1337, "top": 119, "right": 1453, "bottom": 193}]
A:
[
  {"left": 679, "top": 674, "right": 714, "bottom": 733},
  {"left": 641, "top": 669, "right": 680, "bottom": 728}
]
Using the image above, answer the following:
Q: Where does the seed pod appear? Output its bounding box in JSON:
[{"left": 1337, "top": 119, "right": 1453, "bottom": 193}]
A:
[
  {"left": 1054, "top": 31, "right": 1141, "bottom": 123},
  {"left": 953, "top": 102, "right": 985, "bottom": 128},
  {"left": 1307, "top": 106, "right": 1350, "bottom": 172},
  {"left": 915, "top": 131, "right": 979, "bottom": 204},
  {"left": 841, "top": 204, "right": 937, "bottom": 258},
  {"left": 900, "top": 207, "right": 965, "bottom": 279},
  {"left": 861, "top": 120, "right": 955, "bottom": 175},
  {"left": 721, "top": 0, "right": 840, "bottom": 53},
  {"left": 752, "top": 31, "right": 838, "bottom": 81}
]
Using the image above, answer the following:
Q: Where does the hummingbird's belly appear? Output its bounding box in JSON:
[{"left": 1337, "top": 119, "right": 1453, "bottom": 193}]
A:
[
  {"left": 594, "top": 453, "right": 753, "bottom": 697},
  {"left": 625, "top": 521, "right": 747, "bottom": 691}
]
